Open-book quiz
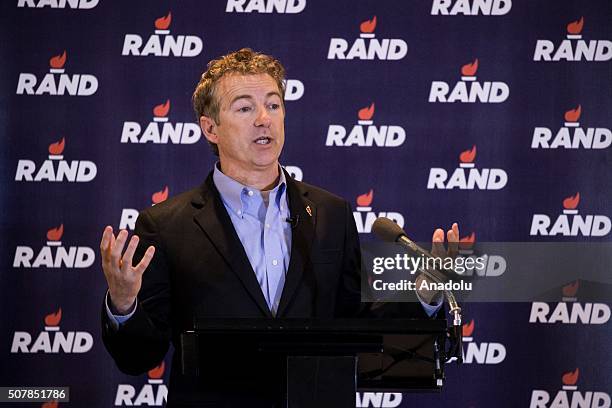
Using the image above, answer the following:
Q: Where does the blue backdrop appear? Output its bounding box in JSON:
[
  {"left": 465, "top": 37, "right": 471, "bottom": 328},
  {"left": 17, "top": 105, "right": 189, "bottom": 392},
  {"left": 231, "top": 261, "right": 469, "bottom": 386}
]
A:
[{"left": 1, "top": 0, "right": 611, "bottom": 406}]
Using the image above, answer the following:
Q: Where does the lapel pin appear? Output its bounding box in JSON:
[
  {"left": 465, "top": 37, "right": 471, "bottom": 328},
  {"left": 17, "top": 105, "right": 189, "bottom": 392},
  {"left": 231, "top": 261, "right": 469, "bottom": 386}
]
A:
[{"left": 306, "top": 205, "right": 312, "bottom": 217}]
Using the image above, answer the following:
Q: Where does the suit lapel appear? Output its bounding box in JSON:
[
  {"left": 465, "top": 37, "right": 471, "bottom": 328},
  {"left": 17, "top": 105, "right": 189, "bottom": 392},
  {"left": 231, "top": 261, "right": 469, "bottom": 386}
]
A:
[
  {"left": 192, "top": 175, "right": 273, "bottom": 318},
  {"left": 277, "top": 173, "right": 316, "bottom": 316}
]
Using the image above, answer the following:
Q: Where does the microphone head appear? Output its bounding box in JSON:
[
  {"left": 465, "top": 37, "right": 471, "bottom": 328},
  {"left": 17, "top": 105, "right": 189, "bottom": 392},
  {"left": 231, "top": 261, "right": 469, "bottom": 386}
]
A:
[{"left": 372, "top": 217, "right": 406, "bottom": 243}]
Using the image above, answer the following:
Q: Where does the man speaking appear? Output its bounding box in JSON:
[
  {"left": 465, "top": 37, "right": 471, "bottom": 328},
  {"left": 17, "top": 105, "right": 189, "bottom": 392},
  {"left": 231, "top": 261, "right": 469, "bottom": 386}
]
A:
[{"left": 100, "top": 48, "right": 459, "bottom": 407}]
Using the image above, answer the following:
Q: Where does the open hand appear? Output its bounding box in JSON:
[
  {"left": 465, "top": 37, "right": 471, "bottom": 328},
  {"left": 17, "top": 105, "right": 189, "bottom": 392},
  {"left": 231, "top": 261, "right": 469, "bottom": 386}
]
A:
[
  {"left": 431, "top": 222, "right": 459, "bottom": 259},
  {"left": 100, "top": 226, "right": 155, "bottom": 314}
]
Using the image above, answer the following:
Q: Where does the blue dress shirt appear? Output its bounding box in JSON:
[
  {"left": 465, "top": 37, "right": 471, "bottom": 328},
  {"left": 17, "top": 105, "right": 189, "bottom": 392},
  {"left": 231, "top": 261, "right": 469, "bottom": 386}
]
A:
[{"left": 212, "top": 165, "right": 291, "bottom": 316}]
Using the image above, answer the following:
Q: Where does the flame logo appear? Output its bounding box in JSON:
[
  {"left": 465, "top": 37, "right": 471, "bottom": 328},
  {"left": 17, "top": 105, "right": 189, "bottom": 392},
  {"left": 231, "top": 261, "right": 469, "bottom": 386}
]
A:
[
  {"left": 462, "top": 319, "right": 475, "bottom": 337},
  {"left": 562, "top": 280, "right": 580, "bottom": 297},
  {"left": 155, "top": 12, "right": 172, "bottom": 30},
  {"left": 358, "top": 103, "right": 375, "bottom": 120},
  {"left": 153, "top": 100, "right": 171, "bottom": 117},
  {"left": 152, "top": 186, "right": 169, "bottom": 204},
  {"left": 44, "top": 308, "right": 62, "bottom": 326},
  {"left": 459, "top": 232, "right": 476, "bottom": 249},
  {"left": 562, "top": 368, "right": 580, "bottom": 385},
  {"left": 564, "top": 105, "right": 582, "bottom": 122},
  {"left": 42, "top": 401, "right": 58, "bottom": 408},
  {"left": 148, "top": 361, "right": 165, "bottom": 379},
  {"left": 459, "top": 145, "right": 477, "bottom": 163},
  {"left": 50, "top": 51, "right": 67, "bottom": 69},
  {"left": 461, "top": 58, "right": 479, "bottom": 76},
  {"left": 567, "top": 17, "right": 584, "bottom": 35},
  {"left": 47, "top": 224, "right": 64, "bottom": 241},
  {"left": 356, "top": 189, "right": 374, "bottom": 207},
  {"left": 48, "top": 137, "right": 66, "bottom": 155},
  {"left": 563, "top": 192, "right": 580, "bottom": 210},
  {"left": 360, "top": 16, "right": 377, "bottom": 33}
]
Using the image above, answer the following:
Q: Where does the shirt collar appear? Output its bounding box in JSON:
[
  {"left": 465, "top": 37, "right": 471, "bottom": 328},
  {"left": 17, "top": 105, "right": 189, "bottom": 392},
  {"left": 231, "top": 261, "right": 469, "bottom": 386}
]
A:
[{"left": 212, "top": 162, "right": 287, "bottom": 216}]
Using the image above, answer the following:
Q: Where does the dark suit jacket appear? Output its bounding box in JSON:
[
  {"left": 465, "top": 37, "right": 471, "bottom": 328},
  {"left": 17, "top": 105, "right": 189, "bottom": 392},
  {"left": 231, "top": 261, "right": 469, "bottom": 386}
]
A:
[{"left": 102, "top": 170, "right": 374, "bottom": 406}]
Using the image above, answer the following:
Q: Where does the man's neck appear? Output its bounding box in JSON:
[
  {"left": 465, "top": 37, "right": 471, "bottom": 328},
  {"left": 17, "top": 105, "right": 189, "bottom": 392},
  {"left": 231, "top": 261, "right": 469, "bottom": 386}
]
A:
[{"left": 218, "top": 161, "right": 280, "bottom": 191}]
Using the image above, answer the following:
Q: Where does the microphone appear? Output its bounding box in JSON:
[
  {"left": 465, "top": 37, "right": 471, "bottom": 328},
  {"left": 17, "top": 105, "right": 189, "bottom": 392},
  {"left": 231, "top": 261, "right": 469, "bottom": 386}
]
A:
[
  {"left": 285, "top": 215, "right": 300, "bottom": 229},
  {"left": 372, "top": 217, "right": 453, "bottom": 280},
  {"left": 371, "top": 216, "right": 463, "bottom": 363}
]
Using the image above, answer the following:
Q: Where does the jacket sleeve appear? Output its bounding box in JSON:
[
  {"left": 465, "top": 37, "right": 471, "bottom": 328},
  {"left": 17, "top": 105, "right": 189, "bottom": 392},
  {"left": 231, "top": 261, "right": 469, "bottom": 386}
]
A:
[{"left": 101, "top": 210, "right": 172, "bottom": 375}]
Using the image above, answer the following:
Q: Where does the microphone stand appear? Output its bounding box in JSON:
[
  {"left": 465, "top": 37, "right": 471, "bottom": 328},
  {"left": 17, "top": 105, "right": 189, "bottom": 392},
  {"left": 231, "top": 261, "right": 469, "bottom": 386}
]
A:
[
  {"left": 396, "top": 236, "right": 463, "bottom": 364},
  {"left": 418, "top": 267, "right": 463, "bottom": 364}
]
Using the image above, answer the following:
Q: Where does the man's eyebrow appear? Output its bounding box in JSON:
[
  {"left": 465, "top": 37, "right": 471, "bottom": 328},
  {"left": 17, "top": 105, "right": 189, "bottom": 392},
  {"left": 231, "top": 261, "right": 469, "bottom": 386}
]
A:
[
  {"left": 229, "top": 94, "right": 254, "bottom": 105},
  {"left": 266, "top": 91, "right": 282, "bottom": 99},
  {"left": 229, "top": 91, "right": 282, "bottom": 106}
]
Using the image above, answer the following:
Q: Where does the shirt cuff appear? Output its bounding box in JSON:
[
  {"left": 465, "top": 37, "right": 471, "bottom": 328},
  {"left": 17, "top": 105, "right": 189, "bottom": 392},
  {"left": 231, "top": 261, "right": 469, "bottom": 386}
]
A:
[
  {"left": 415, "top": 279, "right": 444, "bottom": 317},
  {"left": 104, "top": 291, "right": 137, "bottom": 330},
  {"left": 419, "top": 296, "right": 443, "bottom": 317}
]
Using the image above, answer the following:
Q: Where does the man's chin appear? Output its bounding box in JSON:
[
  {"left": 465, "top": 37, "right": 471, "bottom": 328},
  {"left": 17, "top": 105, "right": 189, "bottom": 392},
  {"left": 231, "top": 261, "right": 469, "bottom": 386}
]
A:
[
  {"left": 251, "top": 148, "right": 281, "bottom": 165},
  {"left": 251, "top": 159, "right": 280, "bottom": 170}
]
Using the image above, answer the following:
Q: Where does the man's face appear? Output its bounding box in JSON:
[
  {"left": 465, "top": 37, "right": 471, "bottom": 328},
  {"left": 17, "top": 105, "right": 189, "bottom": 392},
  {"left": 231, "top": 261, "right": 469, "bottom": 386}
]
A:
[{"left": 202, "top": 73, "right": 285, "bottom": 176}]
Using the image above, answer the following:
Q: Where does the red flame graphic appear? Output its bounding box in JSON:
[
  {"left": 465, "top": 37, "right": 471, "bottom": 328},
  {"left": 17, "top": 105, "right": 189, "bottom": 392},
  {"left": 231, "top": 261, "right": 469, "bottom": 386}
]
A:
[
  {"left": 461, "top": 58, "right": 478, "bottom": 76},
  {"left": 459, "top": 232, "right": 476, "bottom": 249},
  {"left": 462, "top": 319, "right": 475, "bottom": 337},
  {"left": 155, "top": 12, "right": 172, "bottom": 30},
  {"left": 360, "top": 16, "right": 377, "bottom": 33},
  {"left": 459, "top": 145, "right": 477, "bottom": 163},
  {"left": 567, "top": 17, "right": 584, "bottom": 35},
  {"left": 148, "top": 361, "right": 165, "bottom": 379},
  {"left": 153, "top": 100, "right": 171, "bottom": 117},
  {"left": 564, "top": 105, "right": 582, "bottom": 122},
  {"left": 562, "top": 368, "right": 580, "bottom": 385},
  {"left": 48, "top": 137, "right": 66, "bottom": 155},
  {"left": 152, "top": 186, "right": 169, "bottom": 204},
  {"left": 44, "top": 308, "right": 62, "bottom": 326},
  {"left": 562, "top": 280, "right": 580, "bottom": 297},
  {"left": 42, "top": 401, "right": 58, "bottom": 408},
  {"left": 358, "top": 103, "right": 375, "bottom": 120},
  {"left": 47, "top": 224, "right": 64, "bottom": 241},
  {"left": 49, "top": 51, "right": 67, "bottom": 69},
  {"left": 563, "top": 192, "right": 580, "bottom": 210},
  {"left": 356, "top": 189, "right": 374, "bottom": 207}
]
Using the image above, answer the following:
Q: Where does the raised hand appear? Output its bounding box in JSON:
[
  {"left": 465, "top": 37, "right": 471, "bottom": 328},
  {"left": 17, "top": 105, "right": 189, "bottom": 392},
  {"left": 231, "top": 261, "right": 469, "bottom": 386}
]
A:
[
  {"left": 100, "top": 226, "right": 155, "bottom": 314},
  {"left": 431, "top": 222, "right": 459, "bottom": 259}
]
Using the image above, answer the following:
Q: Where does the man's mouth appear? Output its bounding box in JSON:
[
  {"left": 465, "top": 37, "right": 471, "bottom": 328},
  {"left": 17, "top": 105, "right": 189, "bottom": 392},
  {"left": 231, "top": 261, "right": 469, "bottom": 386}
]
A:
[{"left": 254, "top": 136, "right": 272, "bottom": 145}]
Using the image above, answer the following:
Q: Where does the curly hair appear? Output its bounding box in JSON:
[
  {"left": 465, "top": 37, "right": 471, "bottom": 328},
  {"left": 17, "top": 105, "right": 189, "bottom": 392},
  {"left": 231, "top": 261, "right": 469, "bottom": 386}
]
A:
[{"left": 192, "top": 48, "right": 286, "bottom": 155}]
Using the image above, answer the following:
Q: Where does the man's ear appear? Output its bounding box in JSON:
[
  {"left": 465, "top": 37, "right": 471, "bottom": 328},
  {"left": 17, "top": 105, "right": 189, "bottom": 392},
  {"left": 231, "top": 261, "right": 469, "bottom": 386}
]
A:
[{"left": 200, "top": 115, "right": 218, "bottom": 144}]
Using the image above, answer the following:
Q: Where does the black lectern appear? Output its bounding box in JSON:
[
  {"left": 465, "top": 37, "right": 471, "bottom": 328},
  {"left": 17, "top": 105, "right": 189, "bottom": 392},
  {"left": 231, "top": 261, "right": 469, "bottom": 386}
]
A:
[{"left": 181, "top": 318, "right": 446, "bottom": 408}]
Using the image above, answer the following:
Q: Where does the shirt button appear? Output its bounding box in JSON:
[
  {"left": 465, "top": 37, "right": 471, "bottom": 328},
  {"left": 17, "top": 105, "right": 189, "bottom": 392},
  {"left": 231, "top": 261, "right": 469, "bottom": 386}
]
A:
[
  {"left": 265, "top": 223, "right": 270, "bottom": 228},
  {"left": 247, "top": 190, "right": 254, "bottom": 197},
  {"left": 237, "top": 210, "right": 242, "bottom": 215},
  {"left": 272, "top": 259, "right": 278, "bottom": 266}
]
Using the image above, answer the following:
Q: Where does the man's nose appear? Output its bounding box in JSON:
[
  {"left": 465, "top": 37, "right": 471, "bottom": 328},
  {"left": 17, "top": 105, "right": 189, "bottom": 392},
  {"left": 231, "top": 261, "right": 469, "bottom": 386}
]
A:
[{"left": 254, "top": 106, "right": 272, "bottom": 127}]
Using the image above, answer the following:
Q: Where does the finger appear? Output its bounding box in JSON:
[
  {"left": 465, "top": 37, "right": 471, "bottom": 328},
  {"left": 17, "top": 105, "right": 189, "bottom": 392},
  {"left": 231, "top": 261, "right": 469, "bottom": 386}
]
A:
[
  {"left": 447, "top": 225, "right": 459, "bottom": 258},
  {"left": 99, "top": 226, "right": 113, "bottom": 262},
  {"left": 109, "top": 229, "right": 116, "bottom": 252},
  {"left": 99, "top": 226, "right": 112, "bottom": 250},
  {"left": 110, "top": 229, "right": 129, "bottom": 264},
  {"left": 134, "top": 246, "right": 156, "bottom": 275},
  {"left": 431, "top": 228, "right": 445, "bottom": 258},
  {"left": 121, "top": 235, "right": 140, "bottom": 271}
]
